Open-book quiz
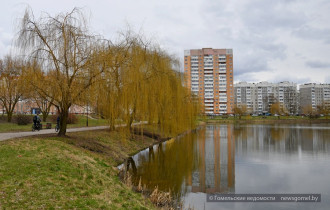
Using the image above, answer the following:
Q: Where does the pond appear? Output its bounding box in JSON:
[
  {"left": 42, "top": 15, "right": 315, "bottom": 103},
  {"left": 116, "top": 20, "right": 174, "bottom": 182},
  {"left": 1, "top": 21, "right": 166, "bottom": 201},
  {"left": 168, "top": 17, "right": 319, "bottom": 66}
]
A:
[{"left": 121, "top": 124, "right": 330, "bottom": 210}]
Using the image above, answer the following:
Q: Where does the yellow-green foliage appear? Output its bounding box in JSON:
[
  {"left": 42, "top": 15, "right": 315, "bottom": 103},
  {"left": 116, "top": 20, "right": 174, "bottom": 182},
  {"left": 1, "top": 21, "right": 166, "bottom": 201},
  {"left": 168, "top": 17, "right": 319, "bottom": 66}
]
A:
[
  {"left": 95, "top": 33, "right": 200, "bottom": 136},
  {"left": 11, "top": 7, "right": 199, "bottom": 136}
]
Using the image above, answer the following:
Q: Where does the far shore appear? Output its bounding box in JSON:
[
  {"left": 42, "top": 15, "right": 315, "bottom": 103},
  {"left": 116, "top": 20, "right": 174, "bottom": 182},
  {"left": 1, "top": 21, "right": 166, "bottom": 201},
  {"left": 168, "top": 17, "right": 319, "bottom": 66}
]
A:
[{"left": 204, "top": 116, "right": 330, "bottom": 124}]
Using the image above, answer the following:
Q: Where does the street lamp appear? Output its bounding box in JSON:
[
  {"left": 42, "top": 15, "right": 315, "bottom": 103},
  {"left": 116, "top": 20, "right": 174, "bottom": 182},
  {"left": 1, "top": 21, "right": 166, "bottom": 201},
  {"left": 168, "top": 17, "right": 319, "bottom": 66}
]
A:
[
  {"left": 86, "top": 101, "right": 89, "bottom": 127},
  {"left": 85, "top": 79, "right": 89, "bottom": 127}
]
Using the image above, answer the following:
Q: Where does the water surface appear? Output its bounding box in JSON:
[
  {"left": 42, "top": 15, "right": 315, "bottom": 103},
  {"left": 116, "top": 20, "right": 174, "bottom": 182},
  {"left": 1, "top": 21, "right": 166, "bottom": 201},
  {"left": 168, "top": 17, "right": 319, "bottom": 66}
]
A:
[{"left": 124, "top": 124, "right": 330, "bottom": 210}]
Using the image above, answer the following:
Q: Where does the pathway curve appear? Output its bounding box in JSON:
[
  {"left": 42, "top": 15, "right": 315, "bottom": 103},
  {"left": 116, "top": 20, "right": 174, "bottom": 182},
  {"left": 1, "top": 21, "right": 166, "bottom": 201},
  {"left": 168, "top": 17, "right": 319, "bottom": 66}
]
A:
[{"left": 0, "top": 122, "right": 146, "bottom": 142}]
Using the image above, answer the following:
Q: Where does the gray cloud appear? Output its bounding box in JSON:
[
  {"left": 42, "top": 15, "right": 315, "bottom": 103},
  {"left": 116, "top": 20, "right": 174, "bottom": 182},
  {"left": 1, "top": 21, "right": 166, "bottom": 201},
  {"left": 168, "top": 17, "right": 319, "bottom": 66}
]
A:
[
  {"left": 325, "top": 76, "right": 330, "bottom": 83},
  {"left": 306, "top": 60, "right": 330, "bottom": 68},
  {"left": 292, "top": 26, "right": 330, "bottom": 44},
  {"left": 271, "top": 75, "right": 311, "bottom": 85},
  {"left": 0, "top": 0, "right": 330, "bottom": 83},
  {"left": 241, "top": 0, "right": 307, "bottom": 32},
  {"left": 0, "top": 28, "right": 13, "bottom": 57}
]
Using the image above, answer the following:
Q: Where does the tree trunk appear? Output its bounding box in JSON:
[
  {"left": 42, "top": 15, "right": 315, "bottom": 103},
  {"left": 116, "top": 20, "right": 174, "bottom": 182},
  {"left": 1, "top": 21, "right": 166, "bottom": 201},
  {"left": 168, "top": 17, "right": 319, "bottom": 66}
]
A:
[
  {"left": 109, "top": 113, "right": 115, "bottom": 131},
  {"left": 42, "top": 111, "right": 48, "bottom": 122},
  {"left": 109, "top": 123, "right": 115, "bottom": 131},
  {"left": 58, "top": 109, "right": 69, "bottom": 136},
  {"left": 127, "top": 114, "right": 134, "bottom": 130},
  {"left": 7, "top": 111, "right": 13, "bottom": 122}
]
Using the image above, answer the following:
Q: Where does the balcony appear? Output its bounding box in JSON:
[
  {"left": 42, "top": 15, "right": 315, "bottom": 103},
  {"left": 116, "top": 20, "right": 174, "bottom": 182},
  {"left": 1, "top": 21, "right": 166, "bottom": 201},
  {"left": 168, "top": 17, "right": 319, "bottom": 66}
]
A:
[
  {"left": 205, "top": 100, "right": 214, "bottom": 103},
  {"left": 204, "top": 66, "right": 213, "bottom": 70},
  {"left": 204, "top": 70, "right": 213, "bottom": 74},
  {"left": 205, "top": 95, "right": 214, "bottom": 99}
]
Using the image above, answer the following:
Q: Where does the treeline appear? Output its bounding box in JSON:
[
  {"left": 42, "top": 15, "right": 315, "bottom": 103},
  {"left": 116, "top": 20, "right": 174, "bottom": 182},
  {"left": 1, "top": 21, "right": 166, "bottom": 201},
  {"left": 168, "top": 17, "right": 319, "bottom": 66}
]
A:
[{"left": 0, "top": 8, "right": 200, "bottom": 136}]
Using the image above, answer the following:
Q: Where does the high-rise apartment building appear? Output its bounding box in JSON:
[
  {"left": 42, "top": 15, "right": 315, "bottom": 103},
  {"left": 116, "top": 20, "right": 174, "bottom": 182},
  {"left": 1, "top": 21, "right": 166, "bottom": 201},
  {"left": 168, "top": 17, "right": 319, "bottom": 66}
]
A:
[
  {"left": 235, "top": 81, "right": 298, "bottom": 114},
  {"left": 300, "top": 83, "right": 330, "bottom": 111},
  {"left": 184, "top": 48, "right": 234, "bottom": 115}
]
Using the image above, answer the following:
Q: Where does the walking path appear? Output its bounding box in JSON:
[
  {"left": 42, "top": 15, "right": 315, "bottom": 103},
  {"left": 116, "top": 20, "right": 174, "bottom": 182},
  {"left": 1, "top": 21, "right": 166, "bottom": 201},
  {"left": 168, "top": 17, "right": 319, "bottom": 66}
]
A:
[
  {"left": 0, "top": 122, "right": 146, "bottom": 142},
  {"left": 0, "top": 126, "right": 109, "bottom": 142}
]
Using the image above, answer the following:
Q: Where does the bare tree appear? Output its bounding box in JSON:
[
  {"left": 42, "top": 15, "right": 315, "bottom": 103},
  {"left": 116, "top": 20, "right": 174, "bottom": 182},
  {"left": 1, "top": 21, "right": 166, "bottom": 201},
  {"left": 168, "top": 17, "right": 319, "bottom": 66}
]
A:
[
  {"left": 302, "top": 105, "right": 314, "bottom": 118},
  {"left": 233, "top": 104, "right": 247, "bottom": 119},
  {"left": 0, "top": 56, "right": 25, "bottom": 122},
  {"left": 17, "top": 8, "right": 105, "bottom": 136}
]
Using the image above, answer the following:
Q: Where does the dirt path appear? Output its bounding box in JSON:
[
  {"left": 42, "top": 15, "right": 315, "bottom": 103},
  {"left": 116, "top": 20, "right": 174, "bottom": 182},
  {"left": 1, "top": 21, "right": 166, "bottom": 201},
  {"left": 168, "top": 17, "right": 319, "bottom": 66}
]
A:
[{"left": 0, "top": 126, "right": 109, "bottom": 141}]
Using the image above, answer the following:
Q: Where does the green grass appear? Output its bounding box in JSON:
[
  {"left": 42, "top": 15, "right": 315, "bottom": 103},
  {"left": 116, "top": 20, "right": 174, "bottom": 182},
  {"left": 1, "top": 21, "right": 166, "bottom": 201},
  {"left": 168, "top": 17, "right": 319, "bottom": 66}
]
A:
[
  {"left": 0, "top": 123, "right": 32, "bottom": 133},
  {"left": 0, "top": 129, "right": 156, "bottom": 209},
  {"left": 67, "top": 115, "right": 109, "bottom": 128}
]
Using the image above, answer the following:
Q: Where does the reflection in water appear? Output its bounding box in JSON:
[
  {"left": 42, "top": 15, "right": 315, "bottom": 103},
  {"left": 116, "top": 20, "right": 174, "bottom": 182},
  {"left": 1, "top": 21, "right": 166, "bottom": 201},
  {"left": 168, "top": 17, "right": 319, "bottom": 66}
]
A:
[
  {"left": 189, "top": 125, "right": 235, "bottom": 194},
  {"left": 234, "top": 124, "right": 330, "bottom": 155},
  {"left": 126, "top": 125, "right": 236, "bottom": 199},
  {"left": 124, "top": 124, "right": 330, "bottom": 210}
]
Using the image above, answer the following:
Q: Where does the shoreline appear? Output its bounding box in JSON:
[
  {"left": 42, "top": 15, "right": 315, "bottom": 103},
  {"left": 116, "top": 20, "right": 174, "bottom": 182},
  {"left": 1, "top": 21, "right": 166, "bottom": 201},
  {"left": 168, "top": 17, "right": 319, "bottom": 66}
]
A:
[
  {"left": 205, "top": 118, "right": 330, "bottom": 124},
  {"left": 117, "top": 123, "right": 204, "bottom": 168},
  {"left": 116, "top": 124, "right": 204, "bottom": 209}
]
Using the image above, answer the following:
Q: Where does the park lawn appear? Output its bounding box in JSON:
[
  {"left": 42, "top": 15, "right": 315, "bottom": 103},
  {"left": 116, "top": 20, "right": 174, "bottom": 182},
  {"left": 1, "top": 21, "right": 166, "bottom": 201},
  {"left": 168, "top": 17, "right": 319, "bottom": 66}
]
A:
[
  {"left": 0, "top": 123, "right": 32, "bottom": 133},
  {"left": 67, "top": 115, "right": 109, "bottom": 128},
  {"left": 0, "top": 129, "right": 156, "bottom": 209}
]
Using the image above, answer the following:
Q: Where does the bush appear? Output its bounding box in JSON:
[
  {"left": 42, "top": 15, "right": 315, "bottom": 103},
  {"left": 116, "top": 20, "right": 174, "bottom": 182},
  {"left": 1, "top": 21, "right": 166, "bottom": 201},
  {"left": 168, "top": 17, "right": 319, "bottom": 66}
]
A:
[
  {"left": 49, "top": 113, "right": 78, "bottom": 124},
  {"left": 0, "top": 115, "right": 7, "bottom": 123},
  {"left": 50, "top": 115, "right": 58, "bottom": 123},
  {"left": 67, "top": 113, "right": 78, "bottom": 124},
  {"left": 16, "top": 114, "right": 32, "bottom": 125}
]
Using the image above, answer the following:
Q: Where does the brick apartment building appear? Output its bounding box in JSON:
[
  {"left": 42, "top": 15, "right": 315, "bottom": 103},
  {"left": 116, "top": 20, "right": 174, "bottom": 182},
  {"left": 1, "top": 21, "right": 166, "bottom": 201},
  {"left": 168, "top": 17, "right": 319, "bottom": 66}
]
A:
[{"left": 184, "top": 48, "right": 234, "bottom": 115}]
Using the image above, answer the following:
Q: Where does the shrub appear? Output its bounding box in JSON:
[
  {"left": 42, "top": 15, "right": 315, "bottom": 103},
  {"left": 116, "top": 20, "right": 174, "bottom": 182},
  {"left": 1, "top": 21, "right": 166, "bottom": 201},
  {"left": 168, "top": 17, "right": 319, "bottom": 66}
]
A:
[
  {"left": 67, "top": 113, "right": 78, "bottom": 124},
  {"left": 50, "top": 113, "right": 78, "bottom": 124},
  {"left": 0, "top": 115, "right": 7, "bottom": 123},
  {"left": 16, "top": 114, "right": 32, "bottom": 125},
  {"left": 50, "top": 115, "right": 58, "bottom": 123}
]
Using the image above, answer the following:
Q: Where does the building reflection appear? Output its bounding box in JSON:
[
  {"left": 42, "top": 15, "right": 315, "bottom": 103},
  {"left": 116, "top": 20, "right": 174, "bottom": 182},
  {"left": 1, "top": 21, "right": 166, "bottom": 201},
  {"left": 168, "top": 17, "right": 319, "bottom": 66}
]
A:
[
  {"left": 125, "top": 124, "right": 236, "bottom": 198},
  {"left": 123, "top": 123, "right": 330, "bottom": 207},
  {"left": 234, "top": 124, "right": 330, "bottom": 155},
  {"left": 186, "top": 125, "right": 235, "bottom": 194}
]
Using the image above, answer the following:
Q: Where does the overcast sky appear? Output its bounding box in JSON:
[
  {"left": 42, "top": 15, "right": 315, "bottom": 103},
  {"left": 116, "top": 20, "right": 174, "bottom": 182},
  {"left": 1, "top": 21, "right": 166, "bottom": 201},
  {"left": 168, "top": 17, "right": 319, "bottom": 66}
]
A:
[{"left": 0, "top": 0, "right": 329, "bottom": 84}]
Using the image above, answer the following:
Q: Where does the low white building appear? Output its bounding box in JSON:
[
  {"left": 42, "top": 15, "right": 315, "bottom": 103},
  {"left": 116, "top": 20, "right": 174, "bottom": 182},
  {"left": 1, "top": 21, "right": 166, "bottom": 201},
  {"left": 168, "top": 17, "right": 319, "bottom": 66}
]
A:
[
  {"left": 234, "top": 81, "right": 298, "bottom": 114},
  {"left": 299, "top": 83, "right": 330, "bottom": 111}
]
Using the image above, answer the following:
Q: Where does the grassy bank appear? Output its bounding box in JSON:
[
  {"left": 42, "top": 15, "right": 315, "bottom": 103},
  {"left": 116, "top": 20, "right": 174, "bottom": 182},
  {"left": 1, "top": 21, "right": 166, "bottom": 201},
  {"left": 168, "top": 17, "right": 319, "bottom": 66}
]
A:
[{"left": 0, "top": 129, "right": 157, "bottom": 209}]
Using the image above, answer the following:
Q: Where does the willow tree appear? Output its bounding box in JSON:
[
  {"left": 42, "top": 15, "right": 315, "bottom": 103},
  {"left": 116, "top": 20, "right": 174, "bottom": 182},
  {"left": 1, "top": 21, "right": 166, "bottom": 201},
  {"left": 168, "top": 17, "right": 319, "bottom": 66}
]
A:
[
  {"left": 17, "top": 8, "right": 104, "bottom": 136},
  {"left": 147, "top": 52, "right": 200, "bottom": 135},
  {"left": 120, "top": 39, "right": 151, "bottom": 130},
  {"left": 94, "top": 37, "right": 134, "bottom": 130},
  {"left": 96, "top": 32, "right": 200, "bottom": 136},
  {"left": 0, "top": 56, "right": 26, "bottom": 122}
]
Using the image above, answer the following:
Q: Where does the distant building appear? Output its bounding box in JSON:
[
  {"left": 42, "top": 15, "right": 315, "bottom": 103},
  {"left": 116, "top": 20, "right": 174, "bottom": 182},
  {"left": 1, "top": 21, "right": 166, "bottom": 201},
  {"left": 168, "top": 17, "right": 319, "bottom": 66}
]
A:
[
  {"left": 299, "top": 83, "right": 330, "bottom": 112},
  {"left": 234, "top": 81, "right": 298, "bottom": 114},
  {"left": 0, "top": 98, "right": 88, "bottom": 116},
  {"left": 184, "top": 48, "right": 234, "bottom": 115}
]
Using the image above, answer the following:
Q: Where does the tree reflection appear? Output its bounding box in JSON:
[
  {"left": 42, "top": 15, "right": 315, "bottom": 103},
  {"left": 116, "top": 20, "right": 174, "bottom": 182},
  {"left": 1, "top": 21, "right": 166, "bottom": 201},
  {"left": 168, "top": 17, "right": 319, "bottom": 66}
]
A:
[
  {"left": 126, "top": 125, "right": 236, "bottom": 199},
  {"left": 125, "top": 123, "right": 330, "bottom": 201}
]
